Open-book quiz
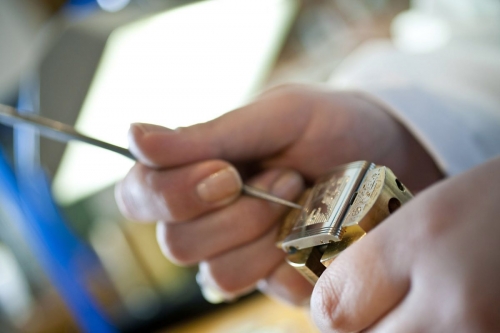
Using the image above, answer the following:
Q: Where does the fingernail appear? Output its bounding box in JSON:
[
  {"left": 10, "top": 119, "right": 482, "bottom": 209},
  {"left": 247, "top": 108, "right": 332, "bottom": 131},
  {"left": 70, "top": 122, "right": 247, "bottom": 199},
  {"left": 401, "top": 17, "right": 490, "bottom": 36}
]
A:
[
  {"left": 130, "top": 123, "right": 173, "bottom": 137},
  {"left": 196, "top": 167, "right": 242, "bottom": 204},
  {"left": 128, "top": 124, "right": 174, "bottom": 165},
  {"left": 271, "top": 171, "right": 303, "bottom": 198}
]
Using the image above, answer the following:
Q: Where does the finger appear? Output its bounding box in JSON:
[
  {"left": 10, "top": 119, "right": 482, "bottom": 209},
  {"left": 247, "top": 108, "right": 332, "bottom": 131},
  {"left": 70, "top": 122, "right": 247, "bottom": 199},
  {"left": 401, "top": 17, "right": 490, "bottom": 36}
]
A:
[
  {"left": 196, "top": 226, "right": 286, "bottom": 302},
  {"left": 128, "top": 86, "right": 314, "bottom": 168},
  {"left": 115, "top": 159, "right": 241, "bottom": 222},
  {"left": 364, "top": 279, "right": 460, "bottom": 333},
  {"left": 366, "top": 280, "right": 436, "bottom": 333},
  {"left": 257, "top": 262, "right": 314, "bottom": 306},
  {"left": 310, "top": 210, "right": 414, "bottom": 333},
  {"left": 366, "top": 296, "right": 419, "bottom": 333},
  {"left": 367, "top": 276, "right": 490, "bottom": 333},
  {"left": 156, "top": 169, "right": 304, "bottom": 265}
]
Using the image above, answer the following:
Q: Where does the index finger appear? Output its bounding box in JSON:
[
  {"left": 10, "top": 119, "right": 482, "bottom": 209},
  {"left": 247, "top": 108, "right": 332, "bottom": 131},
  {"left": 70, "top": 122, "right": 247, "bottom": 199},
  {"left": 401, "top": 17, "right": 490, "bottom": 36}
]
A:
[{"left": 128, "top": 86, "right": 314, "bottom": 168}]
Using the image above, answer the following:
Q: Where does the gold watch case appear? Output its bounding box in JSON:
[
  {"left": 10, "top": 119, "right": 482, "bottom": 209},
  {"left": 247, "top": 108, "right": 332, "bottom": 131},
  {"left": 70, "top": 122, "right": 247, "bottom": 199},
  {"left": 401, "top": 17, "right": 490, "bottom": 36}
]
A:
[{"left": 276, "top": 161, "right": 413, "bottom": 285}]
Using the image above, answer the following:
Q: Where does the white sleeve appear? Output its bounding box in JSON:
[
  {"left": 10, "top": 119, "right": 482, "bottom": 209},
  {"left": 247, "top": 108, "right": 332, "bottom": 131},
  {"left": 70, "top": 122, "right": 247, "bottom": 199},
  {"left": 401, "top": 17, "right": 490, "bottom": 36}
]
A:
[{"left": 328, "top": 1, "right": 500, "bottom": 176}]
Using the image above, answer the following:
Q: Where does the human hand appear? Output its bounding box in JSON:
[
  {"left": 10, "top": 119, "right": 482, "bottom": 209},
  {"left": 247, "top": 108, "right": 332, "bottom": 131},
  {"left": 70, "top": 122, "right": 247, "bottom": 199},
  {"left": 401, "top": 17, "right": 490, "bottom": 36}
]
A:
[
  {"left": 311, "top": 156, "right": 500, "bottom": 332},
  {"left": 115, "top": 84, "right": 442, "bottom": 305}
]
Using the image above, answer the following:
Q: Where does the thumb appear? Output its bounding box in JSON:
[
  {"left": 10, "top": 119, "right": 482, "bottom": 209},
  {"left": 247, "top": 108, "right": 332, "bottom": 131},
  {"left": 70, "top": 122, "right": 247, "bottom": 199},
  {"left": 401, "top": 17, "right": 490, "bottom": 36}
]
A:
[
  {"left": 128, "top": 87, "right": 313, "bottom": 168},
  {"left": 310, "top": 214, "right": 412, "bottom": 333}
]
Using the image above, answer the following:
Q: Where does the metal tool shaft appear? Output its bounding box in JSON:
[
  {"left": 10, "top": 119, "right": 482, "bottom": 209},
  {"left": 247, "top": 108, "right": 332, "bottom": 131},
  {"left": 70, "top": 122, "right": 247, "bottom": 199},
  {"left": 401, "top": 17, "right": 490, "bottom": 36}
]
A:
[
  {"left": 241, "top": 185, "right": 302, "bottom": 209},
  {"left": 0, "top": 104, "right": 302, "bottom": 209}
]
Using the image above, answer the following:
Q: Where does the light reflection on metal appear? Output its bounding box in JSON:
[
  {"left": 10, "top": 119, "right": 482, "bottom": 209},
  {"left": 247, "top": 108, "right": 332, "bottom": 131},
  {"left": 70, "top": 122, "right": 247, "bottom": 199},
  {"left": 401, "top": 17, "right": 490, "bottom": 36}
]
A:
[{"left": 276, "top": 161, "right": 414, "bottom": 285}]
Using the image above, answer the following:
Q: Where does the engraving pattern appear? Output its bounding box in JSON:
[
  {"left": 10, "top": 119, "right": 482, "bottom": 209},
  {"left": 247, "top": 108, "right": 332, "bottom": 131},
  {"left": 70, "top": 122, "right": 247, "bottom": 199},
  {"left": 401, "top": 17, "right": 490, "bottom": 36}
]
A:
[
  {"left": 345, "top": 168, "right": 382, "bottom": 225},
  {"left": 294, "top": 175, "right": 350, "bottom": 229}
]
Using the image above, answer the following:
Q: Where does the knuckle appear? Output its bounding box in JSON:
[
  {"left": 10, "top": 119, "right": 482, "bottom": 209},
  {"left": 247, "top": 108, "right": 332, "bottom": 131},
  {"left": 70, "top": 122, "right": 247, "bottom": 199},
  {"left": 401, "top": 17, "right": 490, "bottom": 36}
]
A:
[
  {"left": 416, "top": 177, "right": 480, "bottom": 242},
  {"left": 413, "top": 190, "right": 457, "bottom": 241}
]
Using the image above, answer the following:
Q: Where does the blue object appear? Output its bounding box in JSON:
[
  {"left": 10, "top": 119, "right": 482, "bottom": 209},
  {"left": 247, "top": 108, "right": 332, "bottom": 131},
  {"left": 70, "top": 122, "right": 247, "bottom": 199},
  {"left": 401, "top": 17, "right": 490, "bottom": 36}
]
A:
[
  {"left": 67, "top": 0, "right": 97, "bottom": 5},
  {"left": 64, "top": 0, "right": 100, "bottom": 19},
  {"left": 0, "top": 148, "right": 117, "bottom": 333}
]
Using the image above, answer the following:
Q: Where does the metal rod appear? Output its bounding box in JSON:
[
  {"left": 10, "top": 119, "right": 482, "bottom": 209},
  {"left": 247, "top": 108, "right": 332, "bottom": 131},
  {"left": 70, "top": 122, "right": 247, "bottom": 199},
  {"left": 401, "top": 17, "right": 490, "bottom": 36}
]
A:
[
  {"left": 242, "top": 184, "right": 303, "bottom": 209},
  {"left": 0, "top": 104, "right": 303, "bottom": 210}
]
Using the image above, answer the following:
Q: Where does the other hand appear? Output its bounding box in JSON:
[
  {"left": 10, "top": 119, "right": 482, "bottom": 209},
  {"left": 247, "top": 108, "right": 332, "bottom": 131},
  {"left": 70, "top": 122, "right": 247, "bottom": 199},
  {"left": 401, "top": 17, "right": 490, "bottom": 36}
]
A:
[{"left": 312, "top": 157, "right": 500, "bottom": 332}]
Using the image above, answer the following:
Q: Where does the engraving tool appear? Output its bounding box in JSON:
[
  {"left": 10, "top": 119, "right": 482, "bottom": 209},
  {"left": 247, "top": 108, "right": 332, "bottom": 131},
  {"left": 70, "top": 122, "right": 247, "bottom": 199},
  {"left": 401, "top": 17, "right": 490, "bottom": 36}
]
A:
[{"left": 0, "top": 104, "right": 302, "bottom": 210}]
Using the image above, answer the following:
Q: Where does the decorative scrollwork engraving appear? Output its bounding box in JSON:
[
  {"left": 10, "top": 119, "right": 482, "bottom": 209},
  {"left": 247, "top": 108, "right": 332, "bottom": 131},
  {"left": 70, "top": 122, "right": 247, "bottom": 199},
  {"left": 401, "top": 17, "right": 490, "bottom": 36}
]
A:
[{"left": 298, "top": 175, "right": 350, "bottom": 228}]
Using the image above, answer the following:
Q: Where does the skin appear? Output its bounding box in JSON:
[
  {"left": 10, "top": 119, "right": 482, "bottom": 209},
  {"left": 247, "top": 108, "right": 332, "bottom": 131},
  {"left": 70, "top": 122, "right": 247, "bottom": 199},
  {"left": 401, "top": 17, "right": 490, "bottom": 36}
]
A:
[
  {"left": 114, "top": 84, "right": 500, "bottom": 331},
  {"left": 312, "top": 156, "right": 500, "bottom": 332}
]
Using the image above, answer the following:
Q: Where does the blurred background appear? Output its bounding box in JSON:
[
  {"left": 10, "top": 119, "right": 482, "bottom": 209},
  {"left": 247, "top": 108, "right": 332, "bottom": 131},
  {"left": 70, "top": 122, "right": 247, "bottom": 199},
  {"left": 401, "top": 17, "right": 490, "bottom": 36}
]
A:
[{"left": 0, "top": 0, "right": 408, "bottom": 332}]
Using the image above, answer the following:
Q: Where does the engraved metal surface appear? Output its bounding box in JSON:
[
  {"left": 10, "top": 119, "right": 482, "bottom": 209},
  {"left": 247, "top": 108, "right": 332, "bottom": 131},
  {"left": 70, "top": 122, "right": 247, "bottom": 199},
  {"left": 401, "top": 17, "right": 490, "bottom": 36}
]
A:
[
  {"left": 281, "top": 161, "right": 374, "bottom": 251},
  {"left": 343, "top": 167, "right": 382, "bottom": 227},
  {"left": 280, "top": 164, "right": 413, "bottom": 285}
]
